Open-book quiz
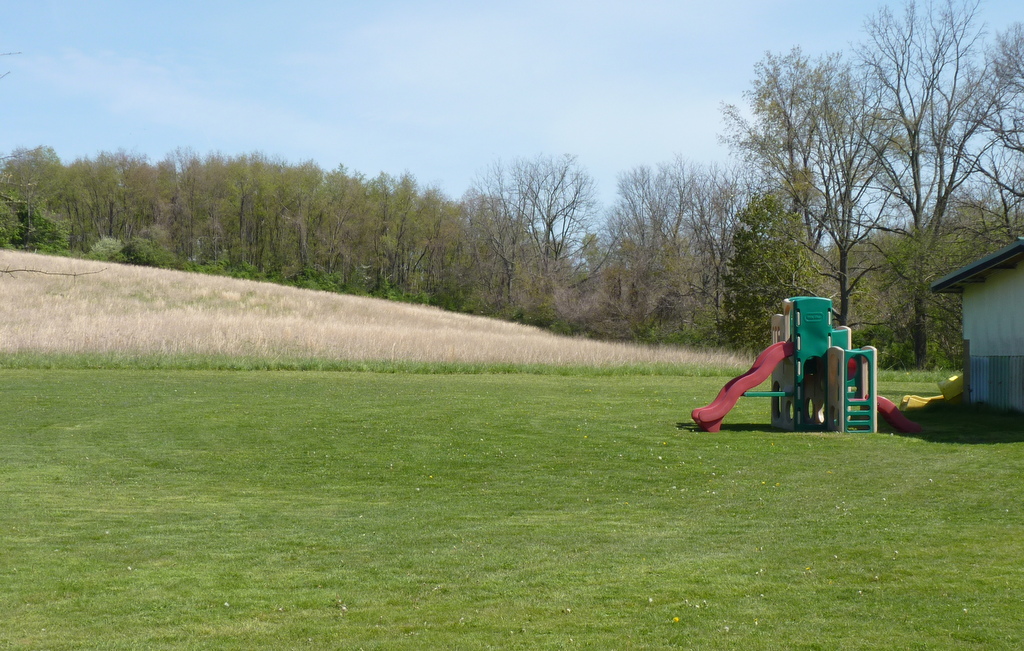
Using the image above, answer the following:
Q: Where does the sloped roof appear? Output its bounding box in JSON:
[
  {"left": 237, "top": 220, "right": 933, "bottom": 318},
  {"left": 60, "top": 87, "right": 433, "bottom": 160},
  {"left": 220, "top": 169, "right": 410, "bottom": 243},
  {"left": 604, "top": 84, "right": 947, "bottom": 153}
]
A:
[{"left": 932, "top": 238, "right": 1024, "bottom": 294}]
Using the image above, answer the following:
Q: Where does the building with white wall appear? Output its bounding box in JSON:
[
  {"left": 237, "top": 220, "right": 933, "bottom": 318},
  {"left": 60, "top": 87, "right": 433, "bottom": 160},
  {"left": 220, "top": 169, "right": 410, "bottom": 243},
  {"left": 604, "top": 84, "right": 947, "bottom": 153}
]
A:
[{"left": 932, "top": 238, "right": 1024, "bottom": 412}]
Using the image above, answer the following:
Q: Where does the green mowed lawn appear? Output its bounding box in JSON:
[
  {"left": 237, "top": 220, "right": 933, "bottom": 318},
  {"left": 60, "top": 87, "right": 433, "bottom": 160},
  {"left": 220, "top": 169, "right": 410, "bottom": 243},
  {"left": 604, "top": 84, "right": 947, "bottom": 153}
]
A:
[{"left": 2, "top": 369, "right": 1023, "bottom": 649}]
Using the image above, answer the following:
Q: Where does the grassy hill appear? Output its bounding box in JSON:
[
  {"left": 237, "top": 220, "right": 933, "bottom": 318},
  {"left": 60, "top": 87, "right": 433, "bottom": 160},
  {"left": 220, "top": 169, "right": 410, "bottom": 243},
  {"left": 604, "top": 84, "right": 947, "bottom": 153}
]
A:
[{"left": 0, "top": 250, "right": 744, "bottom": 371}]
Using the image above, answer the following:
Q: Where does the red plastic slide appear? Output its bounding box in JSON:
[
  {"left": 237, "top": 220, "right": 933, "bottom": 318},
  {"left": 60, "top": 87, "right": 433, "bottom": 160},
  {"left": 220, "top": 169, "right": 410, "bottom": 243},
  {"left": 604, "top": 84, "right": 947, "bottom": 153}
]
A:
[
  {"left": 692, "top": 341, "right": 794, "bottom": 432},
  {"left": 877, "top": 396, "right": 922, "bottom": 434}
]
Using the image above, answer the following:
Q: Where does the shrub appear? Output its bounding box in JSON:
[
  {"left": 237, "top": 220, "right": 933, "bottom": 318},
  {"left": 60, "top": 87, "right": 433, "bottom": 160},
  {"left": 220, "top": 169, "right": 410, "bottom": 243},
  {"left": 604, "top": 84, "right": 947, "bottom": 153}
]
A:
[
  {"left": 120, "top": 237, "right": 178, "bottom": 268},
  {"left": 89, "top": 237, "right": 125, "bottom": 261}
]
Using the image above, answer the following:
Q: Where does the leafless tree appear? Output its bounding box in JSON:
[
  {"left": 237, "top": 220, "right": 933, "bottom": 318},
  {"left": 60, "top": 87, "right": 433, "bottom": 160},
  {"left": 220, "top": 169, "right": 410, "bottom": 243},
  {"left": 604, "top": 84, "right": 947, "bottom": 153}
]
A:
[
  {"left": 974, "top": 22, "right": 1024, "bottom": 237},
  {"left": 989, "top": 23, "right": 1024, "bottom": 163},
  {"left": 857, "top": 0, "right": 997, "bottom": 367},
  {"left": 604, "top": 159, "right": 744, "bottom": 340},
  {"left": 464, "top": 161, "right": 529, "bottom": 307},
  {"left": 467, "top": 154, "right": 598, "bottom": 313}
]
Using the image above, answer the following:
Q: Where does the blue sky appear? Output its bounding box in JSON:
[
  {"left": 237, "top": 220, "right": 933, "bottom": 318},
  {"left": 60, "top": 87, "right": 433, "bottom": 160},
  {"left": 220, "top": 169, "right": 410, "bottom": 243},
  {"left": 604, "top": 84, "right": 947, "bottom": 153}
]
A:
[{"left": 2, "top": 1, "right": 1020, "bottom": 204}]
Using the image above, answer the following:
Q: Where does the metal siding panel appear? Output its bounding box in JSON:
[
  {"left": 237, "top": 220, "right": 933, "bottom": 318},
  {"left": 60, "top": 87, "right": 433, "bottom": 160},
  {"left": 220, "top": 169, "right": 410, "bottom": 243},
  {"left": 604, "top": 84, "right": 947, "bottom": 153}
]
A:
[
  {"left": 1013, "top": 359, "right": 1020, "bottom": 412},
  {"left": 973, "top": 356, "right": 1024, "bottom": 413},
  {"left": 1015, "top": 357, "right": 1024, "bottom": 412},
  {"left": 1006, "top": 357, "right": 1019, "bottom": 412},
  {"left": 1011, "top": 358, "right": 1019, "bottom": 412},
  {"left": 971, "top": 356, "right": 989, "bottom": 405},
  {"left": 995, "top": 357, "right": 1007, "bottom": 409}
]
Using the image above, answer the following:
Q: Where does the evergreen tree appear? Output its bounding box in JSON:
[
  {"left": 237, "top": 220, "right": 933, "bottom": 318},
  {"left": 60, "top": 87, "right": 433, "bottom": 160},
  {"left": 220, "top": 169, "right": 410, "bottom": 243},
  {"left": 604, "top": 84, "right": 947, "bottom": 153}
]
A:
[{"left": 723, "top": 194, "right": 815, "bottom": 351}]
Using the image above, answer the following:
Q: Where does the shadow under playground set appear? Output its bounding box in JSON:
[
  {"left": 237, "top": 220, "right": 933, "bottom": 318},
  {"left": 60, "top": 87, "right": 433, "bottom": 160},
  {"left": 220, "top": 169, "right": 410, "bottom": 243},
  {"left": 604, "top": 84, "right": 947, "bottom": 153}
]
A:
[{"left": 692, "top": 297, "right": 923, "bottom": 434}]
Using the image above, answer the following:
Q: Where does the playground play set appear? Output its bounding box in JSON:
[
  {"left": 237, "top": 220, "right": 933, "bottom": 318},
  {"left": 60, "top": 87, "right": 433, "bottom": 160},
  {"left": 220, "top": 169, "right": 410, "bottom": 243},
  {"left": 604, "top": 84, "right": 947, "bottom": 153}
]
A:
[{"left": 692, "top": 297, "right": 923, "bottom": 434}]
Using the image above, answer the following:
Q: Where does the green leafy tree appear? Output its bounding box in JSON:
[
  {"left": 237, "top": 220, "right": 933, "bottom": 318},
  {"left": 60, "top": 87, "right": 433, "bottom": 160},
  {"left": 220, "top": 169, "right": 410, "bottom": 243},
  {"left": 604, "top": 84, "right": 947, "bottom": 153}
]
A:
[
  {"left": 10, "top": 204, "right": 69, "bottom": 252},
  {"left": 1, "top": 147, "right": 67, "bottom": 251},
  {"left": 0, "top": 200, "right": 15, "bottom": 248},
  {"left": 723, "top": 49, "right": 890, "bottom": 328},
  {"left": 723, "top": 194, "right": 815, "bottom": 351}
]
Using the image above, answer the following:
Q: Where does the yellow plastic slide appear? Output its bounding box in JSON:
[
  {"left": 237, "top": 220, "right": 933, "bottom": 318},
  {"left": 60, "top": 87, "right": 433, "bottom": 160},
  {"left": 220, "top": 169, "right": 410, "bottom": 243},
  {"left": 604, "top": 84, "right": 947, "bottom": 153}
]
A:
[{"left": 900, "top": 375, "right": 963, "bottom": 410}]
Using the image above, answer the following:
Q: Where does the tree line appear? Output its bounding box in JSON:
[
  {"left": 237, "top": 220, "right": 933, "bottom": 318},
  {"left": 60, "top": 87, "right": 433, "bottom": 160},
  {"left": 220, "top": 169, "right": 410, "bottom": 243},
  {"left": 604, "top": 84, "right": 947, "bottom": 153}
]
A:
[{"left": 3, "top": 0, "right": 1022, "bottom": 369}]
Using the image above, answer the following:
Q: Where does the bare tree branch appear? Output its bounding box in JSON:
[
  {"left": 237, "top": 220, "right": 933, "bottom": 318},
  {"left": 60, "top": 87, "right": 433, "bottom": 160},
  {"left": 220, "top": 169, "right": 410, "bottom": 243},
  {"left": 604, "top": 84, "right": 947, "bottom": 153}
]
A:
[
  {"left": 1, "top": 51, "right": 20, "bottom": 81},
  {"left": 1, "top": 266, "right": 106, "bottom": 278}
]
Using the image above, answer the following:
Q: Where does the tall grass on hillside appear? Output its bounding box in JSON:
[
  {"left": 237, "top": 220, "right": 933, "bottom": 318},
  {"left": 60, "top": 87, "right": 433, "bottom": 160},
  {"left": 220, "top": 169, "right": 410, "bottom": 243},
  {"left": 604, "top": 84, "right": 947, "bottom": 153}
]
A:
[{"left": 1, "top": 250, "right": 745, "bottom": 370}]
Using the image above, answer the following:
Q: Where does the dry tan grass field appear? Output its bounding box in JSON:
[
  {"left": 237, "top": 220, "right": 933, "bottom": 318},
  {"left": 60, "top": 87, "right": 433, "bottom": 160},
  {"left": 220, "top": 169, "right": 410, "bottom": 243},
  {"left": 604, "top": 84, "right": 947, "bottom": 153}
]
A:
[{"left": 1, "top": 250, "right": 745, "bottom": 368}]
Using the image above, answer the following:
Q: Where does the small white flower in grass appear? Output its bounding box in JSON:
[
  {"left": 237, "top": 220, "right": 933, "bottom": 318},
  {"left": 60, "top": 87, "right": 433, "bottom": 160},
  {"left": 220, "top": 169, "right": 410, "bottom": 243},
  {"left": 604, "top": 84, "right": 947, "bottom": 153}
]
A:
[{"left": 224, "top": 602, "right": 230, "bottom": 607}]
